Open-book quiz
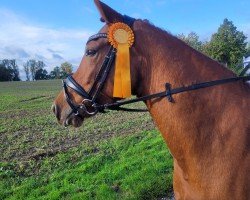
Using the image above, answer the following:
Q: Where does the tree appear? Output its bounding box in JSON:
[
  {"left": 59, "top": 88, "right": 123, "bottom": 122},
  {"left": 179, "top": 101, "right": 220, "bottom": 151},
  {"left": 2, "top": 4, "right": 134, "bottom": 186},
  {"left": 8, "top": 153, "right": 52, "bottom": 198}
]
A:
[
  {"left": 0, "top": 59, "right": 20, "bottom": 81},
  {"left": 23, "top": 62, "right": 30, "bottom": 81},
  {"left": 60, "top": 62, "right": 73, "bottom": 78},
  {"left": 49, "top": 62, "right": 73, "bottom": 79},
  {"left": 50, "top": 66, "right": 61, "bottom": 79},
  {"left": 205, "top": 18, "right": 247, "bottom": 69},
  {"left": 177, "top": 32, "right": 205, "bottom": 52},
  {"left": 35, "top": 68, "right": 48, "bottom": 80},
  {"left": 36, "top": 61, "right": 46, "bottom": 70},
  {"left": 26, "top": 60, "right": 47, "bottom": 81},
  {"left": 34, "top": 61, "right": 46, "bottom": 80},
  {"left": 27, "top": 60, "right": 37, "bottom": 81},
  {"left": 0, "top": 63, "right": 11, "bottom": 81}
]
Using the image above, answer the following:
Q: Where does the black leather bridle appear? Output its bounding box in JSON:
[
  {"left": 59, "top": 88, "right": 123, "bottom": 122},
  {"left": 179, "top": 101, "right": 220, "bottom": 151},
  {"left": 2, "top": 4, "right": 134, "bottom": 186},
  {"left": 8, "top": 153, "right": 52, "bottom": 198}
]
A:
[
  {"left": 62, "top": 44, "right": 116, "bottom": 116},
  {"left": 62, "top": 16, "right": 250, "bottom": 118},
  {"left": 62, "top": 16, "right": 135, "bottom": 117}
]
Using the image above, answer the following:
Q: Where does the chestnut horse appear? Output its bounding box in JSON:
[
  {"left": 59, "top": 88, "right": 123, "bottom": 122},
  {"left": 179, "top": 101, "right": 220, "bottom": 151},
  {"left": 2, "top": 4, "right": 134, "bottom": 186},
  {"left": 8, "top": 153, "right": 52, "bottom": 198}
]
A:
[{"left": 53, "top": 0, "right": 250, "bottom": 199}]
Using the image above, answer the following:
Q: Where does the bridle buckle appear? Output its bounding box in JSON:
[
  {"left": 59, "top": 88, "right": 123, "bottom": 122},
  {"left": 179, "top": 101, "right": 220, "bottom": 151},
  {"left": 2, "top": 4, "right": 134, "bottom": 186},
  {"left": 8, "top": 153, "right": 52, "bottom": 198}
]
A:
[
  {"left": 165, "top": 83, "right": 174, "bottom": 103},
  {"left": 80, "top": 99, "right": 99, "bottom": 116}
]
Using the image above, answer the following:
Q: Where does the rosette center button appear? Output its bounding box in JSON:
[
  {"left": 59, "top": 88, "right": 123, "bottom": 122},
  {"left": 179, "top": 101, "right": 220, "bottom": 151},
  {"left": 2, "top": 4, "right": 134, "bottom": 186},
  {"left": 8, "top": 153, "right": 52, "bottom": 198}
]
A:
[{"left": 114, "top": 29, "right": 129, "bottom": 44}]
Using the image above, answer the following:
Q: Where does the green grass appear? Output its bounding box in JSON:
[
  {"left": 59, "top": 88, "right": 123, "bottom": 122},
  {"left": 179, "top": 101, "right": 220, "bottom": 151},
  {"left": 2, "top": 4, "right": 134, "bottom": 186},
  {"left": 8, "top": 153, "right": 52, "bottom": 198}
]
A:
[{"left": 0, "top": 80, "right": 173, "bottom": 200}]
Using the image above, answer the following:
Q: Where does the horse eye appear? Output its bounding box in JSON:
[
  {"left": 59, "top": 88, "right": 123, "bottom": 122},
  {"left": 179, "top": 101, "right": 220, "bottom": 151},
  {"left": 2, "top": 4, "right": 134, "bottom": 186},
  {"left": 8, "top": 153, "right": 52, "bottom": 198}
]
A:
[{"left": 85, "top": 49, "right": 97, "bottom": 57}]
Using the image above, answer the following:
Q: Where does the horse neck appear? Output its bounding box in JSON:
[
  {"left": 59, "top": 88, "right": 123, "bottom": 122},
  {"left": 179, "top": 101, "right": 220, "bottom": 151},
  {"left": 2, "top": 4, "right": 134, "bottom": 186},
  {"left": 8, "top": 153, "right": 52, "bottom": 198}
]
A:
[
  {"left": 134, "top": 21, "right": 235, "bottom": 96},
  {"left": 134, "top": 21, "right": 247, "bottom": 165}
]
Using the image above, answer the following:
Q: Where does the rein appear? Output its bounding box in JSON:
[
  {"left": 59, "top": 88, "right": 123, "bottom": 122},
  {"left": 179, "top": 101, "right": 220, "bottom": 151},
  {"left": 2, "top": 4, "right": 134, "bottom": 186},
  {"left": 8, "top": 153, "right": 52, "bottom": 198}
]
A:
[
  {"left": 94, "top": 75, "right": 250, "bottom": 111},
  {"left": 62, "top": 16, "right": 250, "bottom": 116}
]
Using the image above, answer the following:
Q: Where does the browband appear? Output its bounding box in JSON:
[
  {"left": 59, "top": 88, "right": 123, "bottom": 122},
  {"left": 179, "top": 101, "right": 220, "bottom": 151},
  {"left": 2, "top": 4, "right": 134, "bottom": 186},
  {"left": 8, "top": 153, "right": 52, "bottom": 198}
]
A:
[{"left": 87, "top": 33, "right": 107, "bottom": 44}]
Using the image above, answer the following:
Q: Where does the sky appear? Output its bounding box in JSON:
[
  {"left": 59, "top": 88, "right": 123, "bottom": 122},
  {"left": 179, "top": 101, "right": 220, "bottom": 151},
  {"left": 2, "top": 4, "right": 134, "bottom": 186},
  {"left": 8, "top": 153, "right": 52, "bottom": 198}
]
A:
[{"left": 0, "top": 0, "right": 250, "bottom": 80}]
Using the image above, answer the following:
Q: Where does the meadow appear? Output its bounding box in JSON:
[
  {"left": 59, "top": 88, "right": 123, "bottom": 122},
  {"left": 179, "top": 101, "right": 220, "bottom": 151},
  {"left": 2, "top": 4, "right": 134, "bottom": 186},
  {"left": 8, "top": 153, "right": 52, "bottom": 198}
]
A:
[{"left": 0, "top": 80, "right": 173, "bottom": 200}]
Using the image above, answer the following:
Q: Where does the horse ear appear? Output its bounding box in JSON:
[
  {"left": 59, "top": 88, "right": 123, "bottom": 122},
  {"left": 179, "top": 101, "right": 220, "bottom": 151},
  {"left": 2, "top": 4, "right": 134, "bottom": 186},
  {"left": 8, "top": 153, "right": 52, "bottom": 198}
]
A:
[{"left": 94, "top": 0, "right": 123, "bottom": 24}]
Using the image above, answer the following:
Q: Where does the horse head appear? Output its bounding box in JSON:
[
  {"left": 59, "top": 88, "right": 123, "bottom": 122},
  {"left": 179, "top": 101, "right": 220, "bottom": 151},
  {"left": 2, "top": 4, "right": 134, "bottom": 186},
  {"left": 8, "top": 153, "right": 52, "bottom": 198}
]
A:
[{"left": 52, "top": 0, "right": 144, "bottom": 127}]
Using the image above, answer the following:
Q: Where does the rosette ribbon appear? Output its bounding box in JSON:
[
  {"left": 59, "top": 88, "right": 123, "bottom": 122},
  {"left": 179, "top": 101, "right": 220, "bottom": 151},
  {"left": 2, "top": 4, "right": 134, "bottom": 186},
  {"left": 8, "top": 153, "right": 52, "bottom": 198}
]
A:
[{"left": 108, "top": 22, "right": 134, "bottom": 98}]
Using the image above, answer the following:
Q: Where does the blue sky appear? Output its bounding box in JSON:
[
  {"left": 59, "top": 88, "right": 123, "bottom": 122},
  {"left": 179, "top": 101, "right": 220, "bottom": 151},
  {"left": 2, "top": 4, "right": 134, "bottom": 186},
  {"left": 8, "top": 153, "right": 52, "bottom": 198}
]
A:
[{"left": 0, "top": 0, "right": 249, "bottom": 79}]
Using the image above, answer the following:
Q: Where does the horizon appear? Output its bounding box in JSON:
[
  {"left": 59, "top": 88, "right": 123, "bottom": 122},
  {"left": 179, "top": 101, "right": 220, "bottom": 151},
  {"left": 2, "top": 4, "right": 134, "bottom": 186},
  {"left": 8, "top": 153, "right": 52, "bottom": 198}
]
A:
[{"left": 0, "top": 0, "right": 249, "bottom": 80}]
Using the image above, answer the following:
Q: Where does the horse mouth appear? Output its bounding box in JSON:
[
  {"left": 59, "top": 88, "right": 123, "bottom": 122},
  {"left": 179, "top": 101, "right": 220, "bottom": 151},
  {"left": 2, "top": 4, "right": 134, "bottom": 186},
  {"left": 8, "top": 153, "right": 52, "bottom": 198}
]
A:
[{"left": 64, "top": 114, "right": 84, "bottom": 128}]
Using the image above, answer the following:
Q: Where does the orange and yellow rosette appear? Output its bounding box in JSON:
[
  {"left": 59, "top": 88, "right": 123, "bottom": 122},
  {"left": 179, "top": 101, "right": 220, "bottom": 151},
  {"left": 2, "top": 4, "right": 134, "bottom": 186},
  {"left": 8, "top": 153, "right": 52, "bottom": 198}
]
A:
[{"left": 108, "top": 22, "right": 134, "bottom": 98}]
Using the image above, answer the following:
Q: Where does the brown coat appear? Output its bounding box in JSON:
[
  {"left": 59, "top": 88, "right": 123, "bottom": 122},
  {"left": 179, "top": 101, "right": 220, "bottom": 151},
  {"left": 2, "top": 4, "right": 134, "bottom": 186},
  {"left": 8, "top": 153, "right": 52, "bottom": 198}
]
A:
[{"left": 53, "top": 1, "right": 250, "bottom": 199}]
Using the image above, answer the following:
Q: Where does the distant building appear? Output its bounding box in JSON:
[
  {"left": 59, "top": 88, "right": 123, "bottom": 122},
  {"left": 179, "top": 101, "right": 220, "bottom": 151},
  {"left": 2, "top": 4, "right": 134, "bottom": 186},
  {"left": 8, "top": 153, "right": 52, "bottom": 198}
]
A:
[{"left": 243, "top": 56, "right": 250, "bottom": 75}]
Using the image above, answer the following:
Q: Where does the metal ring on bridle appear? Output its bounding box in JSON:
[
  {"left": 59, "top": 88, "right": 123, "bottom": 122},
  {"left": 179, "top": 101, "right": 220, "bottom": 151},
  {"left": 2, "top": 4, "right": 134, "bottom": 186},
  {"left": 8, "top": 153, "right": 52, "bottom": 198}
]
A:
[
  {"left": 74, "top": 110, "right": 80, "bottom": 116},
  {"left": 80, "top": 99, "right": 99, "bottom": 116}
]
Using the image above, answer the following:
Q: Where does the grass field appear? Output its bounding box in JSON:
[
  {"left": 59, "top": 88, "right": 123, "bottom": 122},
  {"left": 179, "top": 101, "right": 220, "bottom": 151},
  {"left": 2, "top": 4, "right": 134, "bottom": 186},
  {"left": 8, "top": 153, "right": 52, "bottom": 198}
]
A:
[{"left": 0, "top": 80, "right": 173, "bottom": 200}]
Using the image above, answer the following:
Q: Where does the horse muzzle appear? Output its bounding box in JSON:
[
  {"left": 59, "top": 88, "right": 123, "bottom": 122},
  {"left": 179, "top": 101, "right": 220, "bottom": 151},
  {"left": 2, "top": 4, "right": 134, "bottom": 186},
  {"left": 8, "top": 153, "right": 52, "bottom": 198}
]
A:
[{"left": 52, "top": 103, "right": 85, "bottom": 128}]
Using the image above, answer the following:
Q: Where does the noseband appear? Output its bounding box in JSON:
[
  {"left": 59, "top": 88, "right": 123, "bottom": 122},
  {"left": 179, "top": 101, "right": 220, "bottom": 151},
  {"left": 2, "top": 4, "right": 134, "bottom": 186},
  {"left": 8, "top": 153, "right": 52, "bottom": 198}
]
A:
[{"left": 62, "top": 16, "right": 250, "bottom": 118}]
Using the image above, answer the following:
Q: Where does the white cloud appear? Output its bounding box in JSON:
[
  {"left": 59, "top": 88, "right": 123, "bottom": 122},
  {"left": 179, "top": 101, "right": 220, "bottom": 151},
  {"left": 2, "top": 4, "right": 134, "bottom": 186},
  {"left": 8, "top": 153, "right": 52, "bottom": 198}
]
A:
[{"left": 0, "top": 8, "right": 94, "bottom": 80}]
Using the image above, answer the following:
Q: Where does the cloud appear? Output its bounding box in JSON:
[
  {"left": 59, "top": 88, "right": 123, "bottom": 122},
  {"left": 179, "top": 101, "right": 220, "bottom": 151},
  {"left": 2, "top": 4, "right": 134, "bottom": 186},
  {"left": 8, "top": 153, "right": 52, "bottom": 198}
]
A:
[
  {"left": 4, "top": 46, "right": 30, "bottom": 58},
  {"left": 0, "top": 8, "right": 94, "bottom": 80},
  {"left": 52, "top": 53, "right": 64, "bottom": 60},
  {"left": 47, "top": 48, "right": 62, "bottom": 54}
]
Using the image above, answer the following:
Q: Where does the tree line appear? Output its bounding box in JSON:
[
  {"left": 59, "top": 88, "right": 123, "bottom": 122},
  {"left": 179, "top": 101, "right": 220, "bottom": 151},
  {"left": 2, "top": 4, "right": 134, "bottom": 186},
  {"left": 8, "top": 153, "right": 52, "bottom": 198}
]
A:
[
  {"left": 177, "top": 18, "right": 250, "bottom": 75},
  {"left": 0, "top": 60, "right": 73, "bottom": 82},
  {"left": 0, "top": 18, "right": 250, "bottom": 82},
  {"left": 23, "top": 60, "right": 73, "bottom": 81}
]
